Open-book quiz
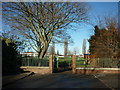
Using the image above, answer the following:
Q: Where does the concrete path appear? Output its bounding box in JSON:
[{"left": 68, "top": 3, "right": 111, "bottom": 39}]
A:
[{"left": 3, "top": 71, "right": 111, "bottom": 89}]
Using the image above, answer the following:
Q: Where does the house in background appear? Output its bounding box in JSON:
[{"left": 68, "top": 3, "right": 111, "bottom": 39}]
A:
[{"left": 20, "top": 52, "right": 38, "bottom": 57}]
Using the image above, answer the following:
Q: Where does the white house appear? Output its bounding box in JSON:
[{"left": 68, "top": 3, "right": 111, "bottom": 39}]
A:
[{"left": 20, "top": 52, "right": 38, "bottom": 57}]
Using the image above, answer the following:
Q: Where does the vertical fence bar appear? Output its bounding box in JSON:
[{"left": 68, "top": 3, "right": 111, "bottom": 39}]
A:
[
  {"left": 27, "top": 57, "right": 29, "bottom": 66},
  {"left": 49, "top": 55, "right": 53, "bottom": 73},
  {"left": 22, "top": 58, "right": 23, "bottom": 66},
  {"left": 56, "top": 56, "right": 59, "bottom": 69},
  {"left": 72, "top": 55, "right": 76, "bottom": 74},
  {"left": 69, "top": 56, "right": 71, "bottom": 68}
]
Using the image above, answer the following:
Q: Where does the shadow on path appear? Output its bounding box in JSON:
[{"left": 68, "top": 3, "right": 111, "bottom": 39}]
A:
[{"left": 3, "top": 71, "right": 111, "bottom": 89}]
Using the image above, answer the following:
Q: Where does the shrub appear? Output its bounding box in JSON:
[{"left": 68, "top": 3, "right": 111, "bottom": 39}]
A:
[{"left": 2, "top": 37, "right": 22, "bottom": 73}]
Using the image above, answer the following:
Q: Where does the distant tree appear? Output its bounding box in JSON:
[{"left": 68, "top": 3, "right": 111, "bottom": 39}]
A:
[
  {"left": 3, "top": 2, "right": 89, "bottom": 59},
  {"left": 45, "top": 46, "right": 51, "bottom": 56},
  {"left": 67, "top": 50, "right": 72, "bottom": 55},
  {"left": 87, "top": 49, "right": 90, "bottom": 54},
  {"left": 64, "top": 38, "right": 68, "bottom": 56},
  {"left": 73, "top": 47, "right": 79, "bottom": 55},
  {"left": 49, "top": 40, "right": 55, "bottom": 55},
  {"left": 56, "top": 50, "right": 59, "bottom": 55},
  {"left": 82, "top": 39, "right": 86, "bottom": 55}
]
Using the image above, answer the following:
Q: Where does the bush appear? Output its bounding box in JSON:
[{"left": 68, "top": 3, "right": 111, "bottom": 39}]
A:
[{"left": 2, "top": 37, "right": 22, "bottom": 74}]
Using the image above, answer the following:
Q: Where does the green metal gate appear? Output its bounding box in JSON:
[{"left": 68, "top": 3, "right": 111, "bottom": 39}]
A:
[
  {"left": 53, "top": 55, "right": 72, "bottom": 72},
  {"left": 21, "top": 56, "right": 49, "bottom": 67}
]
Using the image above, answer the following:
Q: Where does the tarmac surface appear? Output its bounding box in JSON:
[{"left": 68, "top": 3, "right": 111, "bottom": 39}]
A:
[
  {"left": 94, "top": 73, "right": 120, "bottom": 89},
  {"left": 2, "top": 72, "right": 33, "bottom": 87},
  {"left": 2, "top": 71, "right": 113, "bottom": 89}
]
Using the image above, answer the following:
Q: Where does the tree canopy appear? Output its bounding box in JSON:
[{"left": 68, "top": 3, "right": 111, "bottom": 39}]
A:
[
  {"left": 88, "top": 24, "right": 119, "bottom": 58},
  {"left": 2, "top": 2, "right": 89, "bottom": 59}
]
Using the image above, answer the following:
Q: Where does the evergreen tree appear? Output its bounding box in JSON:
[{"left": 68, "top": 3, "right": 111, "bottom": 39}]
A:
[
  {"left": 88, "top": 25, "right": 119, "bottom": 58},
  {"left": 1, "top": 37, "right": 22, "bottom": 73}
]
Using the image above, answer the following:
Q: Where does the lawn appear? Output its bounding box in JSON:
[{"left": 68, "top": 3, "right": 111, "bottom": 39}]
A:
[
  {"left": 57, "top": 56, "right": 92, "bottom": 68},
  {"left": 76, "top": 57, "right": 92, "bottom": 68}
]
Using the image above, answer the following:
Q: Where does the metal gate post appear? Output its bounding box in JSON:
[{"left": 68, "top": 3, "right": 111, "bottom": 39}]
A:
[
  {"left": 56, "top": 56, "right": 59, "bottom": 69},
  {"left": 72, "top": 55, "right": 76, "bottom": 74}
]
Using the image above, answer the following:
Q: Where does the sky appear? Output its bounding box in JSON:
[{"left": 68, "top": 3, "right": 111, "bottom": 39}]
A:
[
  {"left": 55, "top": 2, "right": 118, "bottom": 55},
  {"left": 1, "top": 2, "right": 118, "bottom": 55}
]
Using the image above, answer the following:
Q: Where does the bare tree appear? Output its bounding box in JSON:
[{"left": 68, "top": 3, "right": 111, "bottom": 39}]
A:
[
  {"left": 82, "top": 39, "right": 86, "bottom": 55},
  {"left": 56, "top": 50, "right": 59, "bottom": 55},
  {"left": 50, "top": 40, "right": 55, "bottom": 55},
  {"left": 2, "top": 2, "right": 89, "bottom": 59},
  {"left": 73, "top": 47, "right": 79, "bottom": 55},
  {"left": 64, "top": 38, "right": 68, "bottom": 56},
  {"left": 67, "top": 50, "right": 72, "bottom": 55}
]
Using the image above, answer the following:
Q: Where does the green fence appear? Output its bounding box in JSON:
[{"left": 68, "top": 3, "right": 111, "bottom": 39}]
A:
[
  {"left": 94, "top": 58, "right": 120, "bottom": 68},
  {"left": 21, "top": 56, "right": 49, "bottom": 67},
  {"left": 76, "top": 57, "right": 120, "bottom": 68}
]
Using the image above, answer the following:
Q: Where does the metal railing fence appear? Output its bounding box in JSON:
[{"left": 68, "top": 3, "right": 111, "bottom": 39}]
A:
[
  {"left": 93, "top": 58, "right": 120, "bottom": 68},
  {"left": 21, "top": 56, "right": 49, "bottom": 67},
  {"left": 76, "top": 56, "right": 120, "bottom": 68}
]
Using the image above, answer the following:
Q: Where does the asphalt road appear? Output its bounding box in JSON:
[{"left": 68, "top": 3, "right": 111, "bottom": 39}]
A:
[{"left": 3, "top": 71, "right": 111, "bottom": 89}]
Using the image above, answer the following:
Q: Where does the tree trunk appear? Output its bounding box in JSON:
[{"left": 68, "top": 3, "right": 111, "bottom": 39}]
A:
[{"left": 39, "top": 43, "right": 49, "bottom": 59}]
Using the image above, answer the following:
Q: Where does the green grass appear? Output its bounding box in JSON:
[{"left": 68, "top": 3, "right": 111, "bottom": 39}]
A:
[
  {"left": 57, "top": 57, "right": 92, "bottom": 68},
  {"left": 76, "top": 57, "right": 92, "bottom": 68},
  {"left": 76, "top": 64, "right": 93, "bottom": 68},
  {"left": 57, "top": 57, "right": 72, "bottom": 61},
  {"left": 76, "top": 60, "right": 84, "bottom": 64}
]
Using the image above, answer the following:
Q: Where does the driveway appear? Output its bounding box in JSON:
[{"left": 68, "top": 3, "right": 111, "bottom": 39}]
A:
[{"left": 3, "top": 71, "right": 111, "bottom": 89}]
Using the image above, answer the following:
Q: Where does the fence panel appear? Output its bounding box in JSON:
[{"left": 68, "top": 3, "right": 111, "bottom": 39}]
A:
[
  {"left": 21, "top": 56, "right": 49, "bottom": 67},
  {"left": 76, "top": 56, "right": 120, "bottom": 68},
  {"left": 95, "top": 58, "right": 120, "bottom": 68}
]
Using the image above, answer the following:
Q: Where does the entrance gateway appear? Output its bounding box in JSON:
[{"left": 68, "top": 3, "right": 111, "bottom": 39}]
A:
[
  {"left": 20, "top": 55, "right": 77, "bottom": 74},
  {"left": 53, "top": 55, "right": 72, "bottom": 73}
]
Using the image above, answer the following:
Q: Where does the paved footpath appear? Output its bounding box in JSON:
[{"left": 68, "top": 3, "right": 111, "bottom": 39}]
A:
[
  {"left": 94, "top": 73, "right": 120, "bottom": 90},
  {"left": 2, "top": 71, "right": 112, "bottom": 89},
  {"left": 2, "top": 72, "right": 33, "bottom": 87}
]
